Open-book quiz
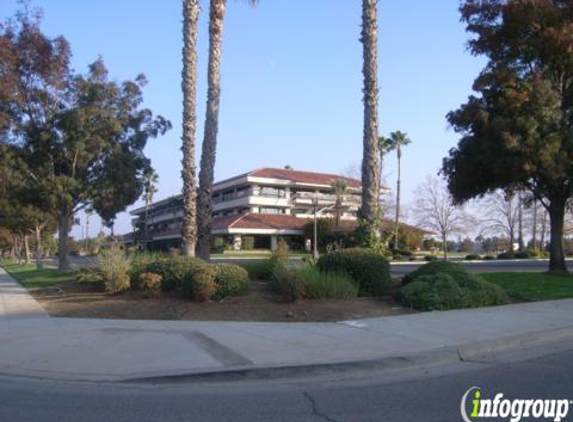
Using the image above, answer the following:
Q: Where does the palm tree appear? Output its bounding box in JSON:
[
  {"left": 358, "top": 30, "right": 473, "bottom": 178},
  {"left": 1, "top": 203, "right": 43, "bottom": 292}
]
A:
[
  {"left": 197, "top": 0, "right": 259, "bottom": 261},
  {"left": 377, "top": 135, "right": 392, "bottom": 198},
  {"left": 331, "top": 179, "right": 348, "bottom": 227},
  {"left": 359, "top": 0, "right": 380, "bottom": 232},
  {"left": 389, "top": 130, "right": 411, "bottom": 250},
  {"left": 142, "top": 167, "right": 158, "bottom": 250},
  {"left": 181, "top": 0, "right": 200, "bottom": 258}
]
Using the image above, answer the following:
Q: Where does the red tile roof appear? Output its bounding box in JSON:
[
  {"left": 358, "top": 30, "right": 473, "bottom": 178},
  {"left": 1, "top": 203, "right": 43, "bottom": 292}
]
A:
[
  {"left": 250, "top": 168, "right": 361, "bottom": 188},
  {"left": 213, "top": 167, "right": 362, "bottom": 189},
  {"left": 212, "top": 213, "right": 308, "bottom": 231}
]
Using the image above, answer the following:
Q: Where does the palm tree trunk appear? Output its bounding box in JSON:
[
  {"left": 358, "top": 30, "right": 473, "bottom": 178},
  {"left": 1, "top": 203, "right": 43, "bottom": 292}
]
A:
[
  {"left": 181, "top": 0, "right": 200, "bottom": 258},
  {"left": 359, "top": 0, "right": 380, "bottom": 228},
  {"left": 394, "top": 146, "right": 401, "bottom": 250},
  {"left": 198, "top": 0, "right": 226, "bottom": 261}
]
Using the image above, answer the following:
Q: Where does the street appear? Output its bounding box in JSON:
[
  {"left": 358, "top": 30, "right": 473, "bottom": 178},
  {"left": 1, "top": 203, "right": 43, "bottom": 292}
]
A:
[{"left": 2, "top": 344, "right": 572, "bottom": 422}]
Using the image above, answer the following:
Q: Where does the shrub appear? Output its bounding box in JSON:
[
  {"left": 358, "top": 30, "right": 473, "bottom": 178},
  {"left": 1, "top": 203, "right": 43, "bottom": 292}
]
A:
[
  {"left": 392, "top": 249, "right": 413, "bottom": 257},
  {"left": 397, "top": 262, "right": 508, "bottom": 310},
  {"left": 135, "top": 255, "right": 204, "bottom": 292},
  {"left": 403, "top": 260, "right": 470, "bottom": 285},
  {"left": 242, "top": 236, "right": 255, "bottom": 251},
  {"left": 138, "top": 272, "right": 162, "bottom": 298},
  {"left": 497, "top": 252, "right": 515, "bottom": 260},
  {"left": 514, "top": 250, "right": 532, "bottom": 259},
  {"left": 239, "top": 259, "right": 276, "bottom": 281},
  {"left": 316, "top": 248, "right": 390, "bottom": 296},
  {"left": 482, "top": 255, "right": 496, "bottom": 260},
  {"left": 424, "top": 255, "right": 438, "bottom": 262},
  {"left": 398, "top": 273, "right": 470, "bottom": 311},
  {"left": 270, "top": 240, "right": 290, "bottom": 266},
  {"left": 272, "top": 267, "right": 306, "bottom": 302},
  {"left": 182, "top": 265, "right": 217, "bottom": 302},
  {"left": 212, "top": 237, "right": 229, "bottom": 252},
  {"left": 75, "top": 268, "right": 106, "bottom": 291},
  {"left": 213, "top": 264, "right": 249, "bottom": 299},
  {"left": 465, "top": 254, "right": 481, "bottom": 261},
  {"left": 294, "top": 267, "right": 358, "bottom": 300},
  {"left": 76, "top": 267, "right": 104, "bottom": 284},
  {"left": 96, "top": 247, "right": 131, "bottom": 293}
]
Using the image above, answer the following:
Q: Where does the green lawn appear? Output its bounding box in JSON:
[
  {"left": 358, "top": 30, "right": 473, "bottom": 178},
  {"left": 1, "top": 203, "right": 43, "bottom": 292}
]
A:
[
  {"left": 481, "top": 272, "right": 573, "bottom": 302},
  {"left": 1, "top": 263, "right": 75, "bottom": 288}
]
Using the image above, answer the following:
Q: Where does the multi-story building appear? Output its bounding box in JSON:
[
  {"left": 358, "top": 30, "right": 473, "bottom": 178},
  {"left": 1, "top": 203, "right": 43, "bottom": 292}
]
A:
[{"left": 128, "top": 167, "right": 387, "bottom": 251}]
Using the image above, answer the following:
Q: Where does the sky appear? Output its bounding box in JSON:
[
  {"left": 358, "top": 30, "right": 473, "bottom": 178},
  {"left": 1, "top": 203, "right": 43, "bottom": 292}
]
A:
[{"left": 0, "top": 0, "right": 486, "bottom": 238}]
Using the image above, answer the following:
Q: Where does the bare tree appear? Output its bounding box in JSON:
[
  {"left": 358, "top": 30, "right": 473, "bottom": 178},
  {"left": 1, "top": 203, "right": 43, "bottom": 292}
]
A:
[
  {"left": 479, "top": 190, "right": 520, "bottom": 253},
  {"left": 414, "top": 176, "right": 472, "bottom": 259}
]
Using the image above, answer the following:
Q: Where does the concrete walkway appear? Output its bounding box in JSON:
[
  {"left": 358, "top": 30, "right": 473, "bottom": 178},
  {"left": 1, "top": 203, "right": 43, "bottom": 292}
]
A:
[{"left": 1, "top": 267, "right": 573, "bottom": 382}]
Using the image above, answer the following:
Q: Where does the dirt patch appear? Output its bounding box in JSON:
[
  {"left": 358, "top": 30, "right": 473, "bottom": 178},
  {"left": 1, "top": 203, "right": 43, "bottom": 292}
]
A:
[{"left": 29, "top": 281, "right": 416, "bottom": 322}]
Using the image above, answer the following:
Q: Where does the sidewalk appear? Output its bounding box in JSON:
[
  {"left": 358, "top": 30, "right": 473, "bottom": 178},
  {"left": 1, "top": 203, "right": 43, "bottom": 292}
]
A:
[{"left": 1, "top": 267, "right": 573, "bottom": 382}]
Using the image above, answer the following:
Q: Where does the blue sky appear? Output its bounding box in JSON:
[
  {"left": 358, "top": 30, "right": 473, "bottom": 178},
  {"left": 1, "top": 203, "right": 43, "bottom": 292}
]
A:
[{"left": 1, "top": 0, "right": 485, "bottom": 237}]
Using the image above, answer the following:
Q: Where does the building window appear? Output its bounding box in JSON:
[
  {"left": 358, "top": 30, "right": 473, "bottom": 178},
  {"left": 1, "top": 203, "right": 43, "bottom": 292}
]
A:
[
  {"left": 260, "top": 207, "right": 285, "bottom": 215},
  {"left": 259, "top": 187, "right": 286, "bottom": 198}
]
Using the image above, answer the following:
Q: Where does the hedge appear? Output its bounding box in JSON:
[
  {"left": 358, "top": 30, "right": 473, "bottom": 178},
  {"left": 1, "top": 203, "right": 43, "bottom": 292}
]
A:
[
  {"left": 316, "top": 248, "right": 390, "bottom": 296},
  {"left": 213, "top": 263, "right": 249, "bottom": 299}
]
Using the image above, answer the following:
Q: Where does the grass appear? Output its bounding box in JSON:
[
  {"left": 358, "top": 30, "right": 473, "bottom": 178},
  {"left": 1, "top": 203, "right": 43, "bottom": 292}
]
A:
[
  {"left": 293, "top": 266, "right": 358, "bottom": 300},
  {"left": 1, "top": 263, "right": 75, "bottom": 288},
  {"left": 481, "top": 272, "right": 573, "bottom": 302}
]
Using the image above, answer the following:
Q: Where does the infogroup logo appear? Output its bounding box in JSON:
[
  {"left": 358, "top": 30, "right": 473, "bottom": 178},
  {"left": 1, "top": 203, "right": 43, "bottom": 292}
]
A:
[{"left": 461, "top": 387, "right": 571, "bottom": 422}]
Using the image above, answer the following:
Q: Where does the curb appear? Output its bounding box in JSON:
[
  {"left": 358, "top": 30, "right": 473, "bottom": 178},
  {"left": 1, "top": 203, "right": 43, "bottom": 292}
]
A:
[{"left": 121, "top": 325, "right": 573, "bottom": 384}]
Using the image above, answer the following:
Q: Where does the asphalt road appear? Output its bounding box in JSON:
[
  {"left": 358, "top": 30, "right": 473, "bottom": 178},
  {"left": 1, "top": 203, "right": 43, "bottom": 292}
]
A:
[
  {"left": 2, "top": 344, "right": 573, "bottom": 422},
  {"left": 389, "top": 259, "right": 573, "bottom": 277}
]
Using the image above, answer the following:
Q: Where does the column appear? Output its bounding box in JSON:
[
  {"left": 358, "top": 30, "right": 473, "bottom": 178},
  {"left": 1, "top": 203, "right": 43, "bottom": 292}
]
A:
[{"left": 233, "top": 234, "right": 242, "bottom": 251}]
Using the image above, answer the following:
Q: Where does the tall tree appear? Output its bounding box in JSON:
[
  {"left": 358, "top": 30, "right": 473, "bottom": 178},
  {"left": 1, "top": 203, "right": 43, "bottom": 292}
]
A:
[
  {"left": 388, "top": 130, "right": 411, "bottom": 250},
  {"left": 331, "top": 179, "right": 349, "bottom": 227},
  {"left": 142, "top": 167, "right": 158, "bottom": 250},
  {"left": 359, "top": 0, "right": 381, "bottom": 235},
  {"left": 442, "top": 0, "right": 573, "bottom": 273},
  {"left": 480, "top": 190, "right": 520, "bottom": 253},
  {"left": 377, "top": 135, "right": 392, "bottom": 194},
  {"left": 414, "top": 176, "right": 473, "bottom": 259},
  {"left": 181, "top": 0, "right": 200, "bottom": 258},
  {"left": 0, "top": 10, "right": 170, "bottom": 271},
  {"left": 197, "top": 0, "right": 259, "bottom": 260}
]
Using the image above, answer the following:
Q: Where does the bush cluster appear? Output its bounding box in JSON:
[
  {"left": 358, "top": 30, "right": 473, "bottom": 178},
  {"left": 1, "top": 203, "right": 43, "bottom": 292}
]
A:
[
  {"left": 497, "top": 252, "right": 515, "bottom": 260},
  {"left": 75, "top": 267, "right": 106, "bottom": 291},
  {"left": 317, "top": 248, "right": 391, "bottom": 296},
  {"left": 424, "top": 255, "right": 438, "bottom": 262},
  {"left": 138, "top": 272, "right": 162, "bottom": 298},
  {"left": 465, "top": 254, "right": 481, "bottom": 261},
  {"left": 316, "top": 248, "right": 390, "bottom": 296},
  {"left": 397, "top": 261, "right": 508, "bottom": 311},
  {"left": 213, "top": 264, "right": 249, "bottom": 299},
  {"left": 239, "top": 259, "right": 277, "bottom": 280},
  {"left": 182, "top": 265, "right": 218, "bottom": 302},
  {"left": 270, "top": 265, "right": 358, "bottom": 302},
  {"left": 129, "top": 253, "right": 251, "bottom": 302},
  {"left": 96, "top": 247, "right": 131, "bottom": 293}
]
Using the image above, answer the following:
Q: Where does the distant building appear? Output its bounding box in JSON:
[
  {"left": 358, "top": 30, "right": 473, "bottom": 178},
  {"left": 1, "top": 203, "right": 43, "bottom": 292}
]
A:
[{"left": 127, "top": 167, "right": 389, "bottom": 251}]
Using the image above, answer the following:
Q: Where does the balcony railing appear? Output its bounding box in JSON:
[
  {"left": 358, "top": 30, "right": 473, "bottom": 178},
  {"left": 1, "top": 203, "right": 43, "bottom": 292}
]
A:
[{"left": 292, "top": 192, "right": 361, "bottom": 206}]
